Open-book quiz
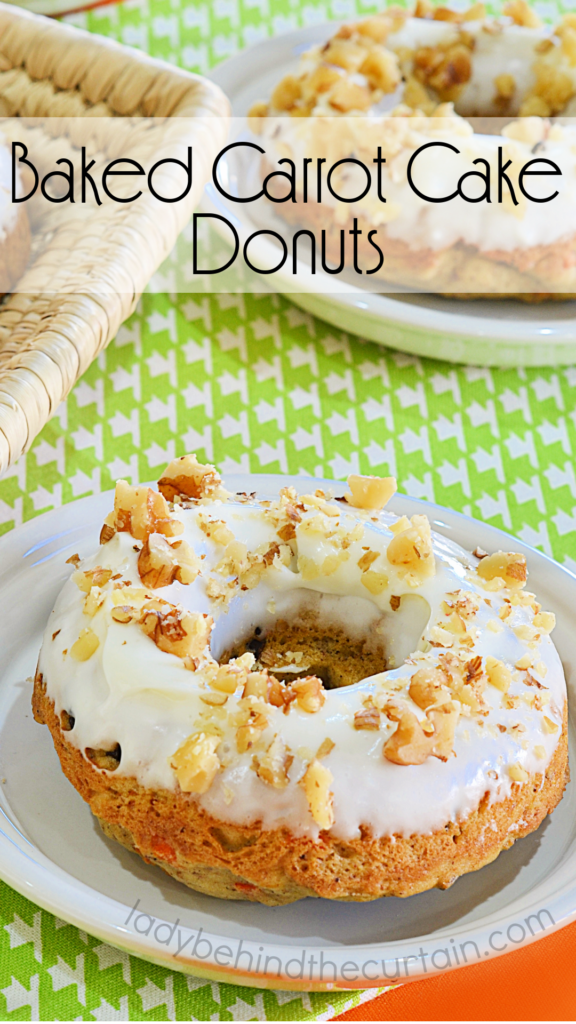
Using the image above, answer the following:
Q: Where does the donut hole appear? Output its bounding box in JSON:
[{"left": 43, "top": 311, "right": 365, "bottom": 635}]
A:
[{"left": 215, "top": 589, "right": 431, "bottom": 690}]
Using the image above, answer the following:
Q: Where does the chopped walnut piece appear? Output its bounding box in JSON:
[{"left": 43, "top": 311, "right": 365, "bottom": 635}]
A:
[
  {"left": 346, "top": 473, "right": 397, "bottom": 511},
  {"left": 357, "top": 550, "right": 380, "bottom": 572},
  {"left": 316, "top": 737, "right": 335, "bottom": 758},
  {"left": 533, "top": 611, "right": 555, "bottom": 633},
  {"left": 256, "top": 735, "right": 293, "bottom": 788},
  {"left": 171, "top": 731, "right": 221, "bottom": 793},
  {"left": 361, "top": 571, "right": 389, "bottom": 595},
  {"left": 354, "top": 707, "right": 381, "bottom": 730},
  {"left": 73, "top": 567, "right": 113, "bottom": 594},
  {"left": 503, "top": 0, "right": 541, "bottom": 27},
  {"left": 137, "top": 533, "right": 201, "bottom": 589},
  {"left": 271, "top": 74, "right": 302, "bottom": 111},
  {"left": 139, "top": 600, "right": 212, "bottom": 661},
  {"left": 301, "top": 759, "right": 334, "bottom": 830},
  {"left": 508, "top": 762, "right": 529, "bottom": 783},
  {"left": 66, "top": 553, "right": 81, "bottom": 567},
  {"left": 359, "top": 47, "right": 400, "bottom": 92},
  {"left": 213, "top": 654, "right": 255, "bottom": 694},
  {"left": 382, "top": 706, "right": 432, "bottom": 766},
  {"left": 236, "top": 709, "right": 268, "bottom": 753},
  {"left": 534, "top": 745, "right": 546, "bottom": 760},
  {"left": 84, "top": 587, "right": 106, "bottom": 618},
  {"left": 158, "top": 454, "right": 224, "bottom": 502},
  {"left": 70, "top": 628, "right": 100, "bottom": 662},
  {"left": 427, "top": 703, "right": 458, "bottom": 761},
  {"left": 494, "top": 73, "right": 515, "bottom": 99},
  {"left": 289, "top": 676, "right": 326, "bottom": 714},
  {"left": 409, "top": 667, "right": 451, "bottom": 710},
  {"left": 485, "top": 656, "right": 512, "bottom": 693},
  {"left": 476, "top": 550, "right": 526, "bottom": 590},
  {"left": 112, "top": 480, "right": 183, "bottom": 542},
  {"left": 100, "top": 521, "right": 115, "bottom": 545},
  {"left": 242, "top": 671, "right": 286, "bottom": 709},
  {"left": 111, "top": 605, "right": 138, "bottom": 625},
  {"left": 542, "top": 715, "right": 558, "bottom": 734},
  {"left": 386, "top": 514, "right": 435, "bottom": 582},
  {"left": 473, "top": 546, "right": 488, "bottom": 560},
  {"left": 390, "top": 595, "right": 401, "bottom": 611}
]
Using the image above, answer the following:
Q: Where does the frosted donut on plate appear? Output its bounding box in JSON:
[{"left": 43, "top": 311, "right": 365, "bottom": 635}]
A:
[
  {"left": 33, "top": 455, "right": 568, "bottom": 905},
  {"left": 248, "top": 1, "right": 576, "bottom": 298}
]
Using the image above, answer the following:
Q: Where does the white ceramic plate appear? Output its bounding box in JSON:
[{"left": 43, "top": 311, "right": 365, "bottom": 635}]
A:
[
  {"left": 207, "top": 27, "right": 576, "bottom": 368},
  {"left": 1, "top": 477, "right": 575, "bottom": 990}
]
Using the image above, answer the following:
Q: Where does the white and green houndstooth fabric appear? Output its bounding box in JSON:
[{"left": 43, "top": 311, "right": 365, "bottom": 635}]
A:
[{"left": 1, "top": 0, "right": 576, "bottom": 1019}]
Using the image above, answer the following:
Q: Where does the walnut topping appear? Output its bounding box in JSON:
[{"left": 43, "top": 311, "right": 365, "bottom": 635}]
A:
[
  {"left": 485, "top": 656, "right": 512, "bottom": 693},
  {"left": 316, "top": 737, "right": 335, "bottom": 758},
  {"left": 476, "top": 550, "right": 527, "bottom": 590},
  {"left": 236, "top": 709, "right": 268, "bottom": 753},
  {"left": 111, "top": 605, "right": 138, "bottom": 624},
  {"left": 534, "top": 745, "right": 546, "bottom": 760},
  {"left": 111, "top": 480, "right": 183, "bottom": 542},
  {"left": 212, "top": 654, "right": 255, "bottom": 694},
  {"left": 382, "top": 699, "right": 457, "bottom": 765},
  {"left": 100, "top": 522, "right": 115, "bottom": 545},
  {"left": 533, "top": 611, "right": 555, "bottom": 633},
  {"left": 170, "top": 732, "right": 221, "bottom": 793},
  {"left": 73, "top": 567, "right": 113, "bottom": 594},
  {"left": 137, "top": 533, "right": 200, "bottom": 589},
  {"left": 288, "top": 676, "right": 326, "bottom": 714},
  {"left": 198, "top": 515, "right": 234, "bottom": 546},
  {"left": 345, "top": 473, "right": 397, "bottom": 511},
  {"left": 357, "top": 549, "right": 380, "bottom": 572},
  {"left": 83, "top": 586, "right": 106, "bottom": 618},
  {"left": 139, "top": 600, "right": 212, "bottom": 661},
  {"left": 494, "top": 73, "right": 515, "bottom": 100},
  {"left": 256, "top": 735, "right": 293, "bottom": 788},
  {"left": 301, "top": 759, "right": 334, "bottom": 830},
  {"left": 409, "top": 667, "right": 452, "bottom": 710},
  {"left": 382, "top": 706, "right": 432, "bottom": 765},
  {"left": 242, "top": 670, "right": 286, "bottom": 708},
  {"left": 70, "top": 628, "right": 100, "bottom": 661},
  {"left": 508, "top": 762, "right": 529, "bottom": 783},
  {"left": 158, "top": 454, "right": 224, "bottom": 502},
  {"left": 66, "top": 553, "right": 81, "bottom": 567},
  {"left": 354, "top": 707, "right": 381, "bottom": 730},
  {"left": 359, "top": 47, "right": 401, "bottom": 92},
  {"left": 360, "top": 571, "right": 389, "bottom": 595},
  {"left": 542, "top": 715, "right": 558, "bottom": 734},
  {"left": 386, "top": 514, "right": 435, "bottom": 584},
  {"left": 503, "top": 0, "right": 541, "bottom": 27}
]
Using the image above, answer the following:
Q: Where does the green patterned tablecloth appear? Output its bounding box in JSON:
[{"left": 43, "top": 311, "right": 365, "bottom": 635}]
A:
[{"left": 2, "top": 0, "right": 576, "bottom": 1019}]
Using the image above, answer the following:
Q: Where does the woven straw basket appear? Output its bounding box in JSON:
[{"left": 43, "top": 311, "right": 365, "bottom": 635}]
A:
[{"left": 0, "top": 1, "right": 230, "bottom": 477}]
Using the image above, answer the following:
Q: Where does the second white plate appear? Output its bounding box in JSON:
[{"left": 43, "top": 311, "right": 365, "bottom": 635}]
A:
[{"left": 207, "top": 26, "right": 576, "bottom": 367}]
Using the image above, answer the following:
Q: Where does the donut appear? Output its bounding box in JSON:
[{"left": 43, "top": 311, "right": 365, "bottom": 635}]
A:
[
  {"left": 248, "top": 1, "right": 576, "bottom": 298},
  {"left": 33, "top": 455, "right": 568, "bottom": 904}
]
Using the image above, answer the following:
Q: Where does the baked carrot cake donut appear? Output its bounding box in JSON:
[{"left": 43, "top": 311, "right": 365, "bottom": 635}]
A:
[
  {"left": 249, "top": 1, "right": 576, "bottom": 297},
  {"left": 33, "top": 456, "right": 568, "bottom": 905}
]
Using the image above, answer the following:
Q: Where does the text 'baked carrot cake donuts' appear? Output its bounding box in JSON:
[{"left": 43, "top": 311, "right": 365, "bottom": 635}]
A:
[
  {"left": 33, "top": 455, "right": 568, "bottom": 905},
  {"left": 248, "top": 1, "right": 576, "bottom": 297}
]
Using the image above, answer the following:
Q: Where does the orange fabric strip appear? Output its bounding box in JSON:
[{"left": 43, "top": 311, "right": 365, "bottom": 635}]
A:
[{"left": 335, "top": 918, "right": 576, "bottom": 1021}]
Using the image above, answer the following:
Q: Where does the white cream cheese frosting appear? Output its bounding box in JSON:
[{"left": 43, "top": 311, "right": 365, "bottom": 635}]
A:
[{"left": 38, "top": 460, "right": 566, "bottom": 842}]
